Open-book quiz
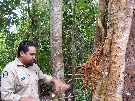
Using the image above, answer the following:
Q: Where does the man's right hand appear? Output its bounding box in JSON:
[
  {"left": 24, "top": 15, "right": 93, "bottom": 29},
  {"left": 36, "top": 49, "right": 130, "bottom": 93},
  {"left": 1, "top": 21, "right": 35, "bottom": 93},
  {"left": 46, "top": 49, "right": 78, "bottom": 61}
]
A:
[{"left": 20, "top": 97, "right": 39, "bottom": 101}]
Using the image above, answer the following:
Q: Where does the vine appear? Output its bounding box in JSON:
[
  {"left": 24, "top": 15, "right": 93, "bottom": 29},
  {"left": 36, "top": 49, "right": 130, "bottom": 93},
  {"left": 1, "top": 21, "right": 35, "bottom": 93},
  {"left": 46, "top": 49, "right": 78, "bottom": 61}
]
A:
[{"left": 76, "top": 44, "right": 103, "bottom": 95}]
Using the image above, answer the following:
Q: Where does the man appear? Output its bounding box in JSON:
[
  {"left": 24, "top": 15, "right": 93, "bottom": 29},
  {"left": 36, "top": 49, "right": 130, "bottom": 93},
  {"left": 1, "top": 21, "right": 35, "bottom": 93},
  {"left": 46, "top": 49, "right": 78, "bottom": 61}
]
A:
[{"left": 1, "top": 40, "right": 70, "bottom": 101}]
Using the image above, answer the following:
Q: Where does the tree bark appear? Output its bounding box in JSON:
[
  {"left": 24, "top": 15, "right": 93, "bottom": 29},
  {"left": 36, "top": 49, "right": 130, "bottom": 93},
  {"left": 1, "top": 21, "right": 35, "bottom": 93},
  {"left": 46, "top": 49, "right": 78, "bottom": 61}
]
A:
[
  {"left": 123, "top": 8, "right": 135, "bottom": 101},
  {"left": 50, "top": 0, "right": 65, "bottom": 101},
  {"left": 71, "top": 0, "right": 76, "bottom": 101},
  {"left": 93, "top": 0, "right": 134, "bottom": 101}
]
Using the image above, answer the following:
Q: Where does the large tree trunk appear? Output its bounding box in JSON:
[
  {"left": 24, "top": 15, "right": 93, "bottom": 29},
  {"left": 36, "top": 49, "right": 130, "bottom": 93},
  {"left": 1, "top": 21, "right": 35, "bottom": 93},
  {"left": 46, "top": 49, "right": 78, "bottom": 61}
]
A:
[
  {"left": 50, "top": 0, "right": 65, "bottom": 100},
  {"left": 92, "top": 0, "right": 134, "bottom": 101},
  {"left": 123, "top": 10, "right": 135, "bottom": 101}
]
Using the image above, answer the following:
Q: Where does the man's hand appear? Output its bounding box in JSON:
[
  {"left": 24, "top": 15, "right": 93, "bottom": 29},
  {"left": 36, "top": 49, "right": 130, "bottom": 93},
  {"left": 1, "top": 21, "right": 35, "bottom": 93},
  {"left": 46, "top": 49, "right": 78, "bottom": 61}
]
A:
[
  {"left": 51, "top": 79, "right": 70, "bottom": 91},
  {"left": 20, "top": 97, "right": 39, "bottom": 101}
]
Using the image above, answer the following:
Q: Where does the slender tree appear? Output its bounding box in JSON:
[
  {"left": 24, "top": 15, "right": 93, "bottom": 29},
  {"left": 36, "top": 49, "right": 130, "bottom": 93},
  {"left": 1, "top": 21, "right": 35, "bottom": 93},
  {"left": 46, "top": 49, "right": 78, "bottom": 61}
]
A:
[
  {"left": 70, "top": 0, "right": 76, "bottom": 100},
  {"left": 50, "top": 0, "right": 65, "bottom": 100}
]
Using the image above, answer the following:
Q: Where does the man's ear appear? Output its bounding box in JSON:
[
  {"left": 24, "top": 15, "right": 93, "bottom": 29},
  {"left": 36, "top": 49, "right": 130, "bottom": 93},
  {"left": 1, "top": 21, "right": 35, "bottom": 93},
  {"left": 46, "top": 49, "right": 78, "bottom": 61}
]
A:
[{"left": 20, "top": 51, "right": 24, "bottom": 57}]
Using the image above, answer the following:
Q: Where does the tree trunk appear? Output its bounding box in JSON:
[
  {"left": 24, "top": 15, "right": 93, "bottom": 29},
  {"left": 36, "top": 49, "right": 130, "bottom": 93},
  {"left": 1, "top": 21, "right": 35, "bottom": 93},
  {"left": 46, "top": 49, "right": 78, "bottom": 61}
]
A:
[
  {"left": 50, "top": 0, "right": 65, "bottom": 101},
  {"left": 71, "top": 0, "right": 76, "bottom": 101},
  {"left": 123, "top": 9, "right": 135, "bottom": 101},
  {"left": 93, "top": 0, "right": 134, "bottom": 101}
]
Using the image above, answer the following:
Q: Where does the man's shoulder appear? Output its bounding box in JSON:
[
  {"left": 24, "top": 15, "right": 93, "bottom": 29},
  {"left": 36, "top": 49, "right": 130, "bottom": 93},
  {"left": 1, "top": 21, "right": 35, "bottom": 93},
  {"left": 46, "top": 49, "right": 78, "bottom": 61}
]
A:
[
  {"left": 3, "top": 60, "right": 16, "bottom": 71},
  {"left": 6, "top": 60, "right": 15, "bottom": 66}
]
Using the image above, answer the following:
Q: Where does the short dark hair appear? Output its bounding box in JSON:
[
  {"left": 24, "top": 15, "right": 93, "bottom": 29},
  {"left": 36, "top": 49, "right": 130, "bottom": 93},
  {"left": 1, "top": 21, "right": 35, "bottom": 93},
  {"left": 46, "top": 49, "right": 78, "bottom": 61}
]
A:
[{"left": 17, "top": 40, "right": 36, "bottom": 58}]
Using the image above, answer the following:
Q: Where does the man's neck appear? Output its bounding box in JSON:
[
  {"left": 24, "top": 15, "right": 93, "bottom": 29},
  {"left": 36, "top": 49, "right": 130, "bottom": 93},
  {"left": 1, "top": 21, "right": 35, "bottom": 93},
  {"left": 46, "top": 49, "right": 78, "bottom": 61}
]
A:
[{"left": 18, "top": 58, "right": 26, "bottom": 67}]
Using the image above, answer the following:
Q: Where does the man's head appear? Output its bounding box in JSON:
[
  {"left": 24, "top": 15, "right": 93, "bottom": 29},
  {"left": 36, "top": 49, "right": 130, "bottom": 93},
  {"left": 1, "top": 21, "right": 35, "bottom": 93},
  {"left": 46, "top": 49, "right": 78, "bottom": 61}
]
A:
[{"left": 17, "top": 40, "right": 36, "bottom": 67}]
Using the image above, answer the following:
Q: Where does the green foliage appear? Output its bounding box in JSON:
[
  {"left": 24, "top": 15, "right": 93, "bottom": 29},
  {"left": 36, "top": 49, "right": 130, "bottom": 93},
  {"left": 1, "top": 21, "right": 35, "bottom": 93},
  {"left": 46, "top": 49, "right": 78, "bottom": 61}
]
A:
[
  {"left": 63, "top": 0, "right": 98, "bottom": 65},
  {"left": 75, "top": 77, "right": 91, "bottom": 101},
  {"left": 62, "top": 0, "right": 98, "bottom": 100},
  {"left": 0, "top": 33, "right": 7, "bottom": 73},
  {"left": 0, "top": 32, "right": 19, "bottom": 73},
  {"left": 0, "top": 0, "right": 21, "bottom": 32}
]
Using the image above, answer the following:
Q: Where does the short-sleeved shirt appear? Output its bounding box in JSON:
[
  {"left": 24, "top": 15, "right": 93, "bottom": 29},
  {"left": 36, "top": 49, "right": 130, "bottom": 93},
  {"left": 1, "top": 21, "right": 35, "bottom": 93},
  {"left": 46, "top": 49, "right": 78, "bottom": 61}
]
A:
[{"left": 1, "top": 58, "right": 53, "bottom": 101}]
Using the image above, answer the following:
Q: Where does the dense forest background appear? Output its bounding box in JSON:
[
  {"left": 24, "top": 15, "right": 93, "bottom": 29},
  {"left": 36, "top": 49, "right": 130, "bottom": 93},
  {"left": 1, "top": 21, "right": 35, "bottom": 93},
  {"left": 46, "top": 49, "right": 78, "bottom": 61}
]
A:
[{"left": 0, "top": 0, "right": 98, "bottom": 100}]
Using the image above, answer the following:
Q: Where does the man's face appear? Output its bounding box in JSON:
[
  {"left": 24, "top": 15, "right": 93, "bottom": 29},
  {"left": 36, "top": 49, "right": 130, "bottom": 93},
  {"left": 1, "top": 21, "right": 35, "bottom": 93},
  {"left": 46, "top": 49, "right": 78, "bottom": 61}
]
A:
[{"left": 22, "top": 46, "right": 36, "bottom": 67}]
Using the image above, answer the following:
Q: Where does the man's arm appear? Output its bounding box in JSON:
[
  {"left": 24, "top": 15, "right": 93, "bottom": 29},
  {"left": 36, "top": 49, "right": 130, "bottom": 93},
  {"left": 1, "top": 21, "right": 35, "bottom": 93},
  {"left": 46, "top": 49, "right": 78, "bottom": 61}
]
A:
[
  {"left": 1, "top": 68, "right": 22, "bottom": 101},
  {"left": 51, "top": 78, "right": 70, "bottom": 91},
  {"left": 19, "top": 97, "right": 39, "bottom": 101},
  {"left": 37, "top": 65, "right": 70, "bottom": 91}
]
